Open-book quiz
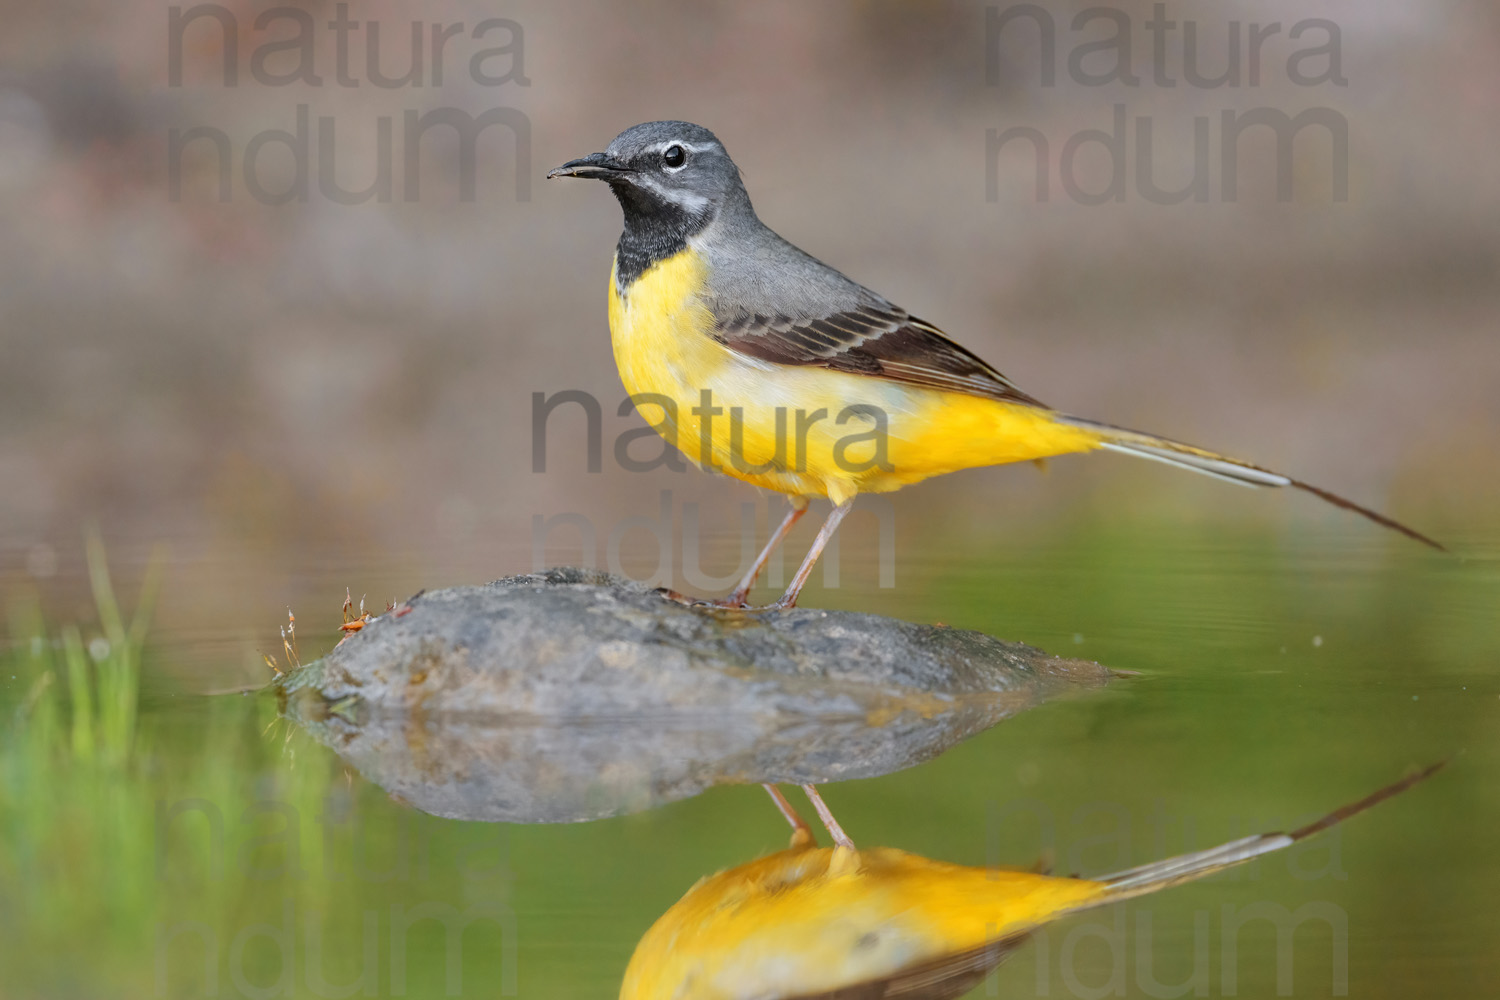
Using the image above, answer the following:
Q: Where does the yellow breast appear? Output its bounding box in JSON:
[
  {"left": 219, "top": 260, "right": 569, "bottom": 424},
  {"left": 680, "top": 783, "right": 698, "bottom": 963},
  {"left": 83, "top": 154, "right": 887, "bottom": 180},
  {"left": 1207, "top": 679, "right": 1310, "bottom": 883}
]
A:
[{"left": 606, "top": 250, "right": 1103, "bottom": 503}]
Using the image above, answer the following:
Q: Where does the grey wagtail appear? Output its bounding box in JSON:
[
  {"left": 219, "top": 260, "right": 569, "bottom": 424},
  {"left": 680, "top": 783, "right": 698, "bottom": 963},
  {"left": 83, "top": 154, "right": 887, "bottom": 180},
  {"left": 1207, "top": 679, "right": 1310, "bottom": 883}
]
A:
[{"left": 548, "top": 121, "right": 1441, "bottom": 609}]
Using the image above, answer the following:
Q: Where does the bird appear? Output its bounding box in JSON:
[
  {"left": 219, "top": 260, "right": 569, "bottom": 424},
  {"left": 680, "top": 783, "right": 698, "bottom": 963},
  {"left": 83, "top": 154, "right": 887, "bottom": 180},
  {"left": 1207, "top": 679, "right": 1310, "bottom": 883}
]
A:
[
  {"left": 548, "top": 121, "right": 1442, "bottom": 610},
  {"left": 619, "top": 764, "right": 1444, "bottom": 1000}
]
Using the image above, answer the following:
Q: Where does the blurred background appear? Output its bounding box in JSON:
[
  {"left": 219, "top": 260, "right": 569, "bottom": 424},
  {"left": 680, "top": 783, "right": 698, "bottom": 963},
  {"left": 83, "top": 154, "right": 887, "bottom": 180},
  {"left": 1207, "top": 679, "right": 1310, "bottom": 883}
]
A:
[
  {"left": 0, "top": 0, "right": 1497, "bottom": 687},
  {"left": 2, "top": 3, "right": 1499, "bottom": 997}
]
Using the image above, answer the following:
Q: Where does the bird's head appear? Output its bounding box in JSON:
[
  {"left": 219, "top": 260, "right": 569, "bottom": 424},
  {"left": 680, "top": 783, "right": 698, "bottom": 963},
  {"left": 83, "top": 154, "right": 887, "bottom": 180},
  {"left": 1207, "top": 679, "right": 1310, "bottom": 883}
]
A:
[{"left": 547, "top": 120, "right": 749, "bottom": 226}]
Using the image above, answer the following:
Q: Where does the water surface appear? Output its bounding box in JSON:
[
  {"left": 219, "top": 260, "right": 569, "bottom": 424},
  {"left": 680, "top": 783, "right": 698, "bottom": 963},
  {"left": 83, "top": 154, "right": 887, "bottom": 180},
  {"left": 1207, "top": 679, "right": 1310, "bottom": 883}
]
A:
[{"left": 2, "top": 521, "right": 1494, "bottom": 997}]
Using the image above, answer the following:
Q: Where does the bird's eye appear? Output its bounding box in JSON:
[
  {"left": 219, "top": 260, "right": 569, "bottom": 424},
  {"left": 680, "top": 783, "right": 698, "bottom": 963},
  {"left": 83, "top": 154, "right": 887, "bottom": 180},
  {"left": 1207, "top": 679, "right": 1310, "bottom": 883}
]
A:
[{"left": 662, "top": 144, "right": 687, "bottom": 169}]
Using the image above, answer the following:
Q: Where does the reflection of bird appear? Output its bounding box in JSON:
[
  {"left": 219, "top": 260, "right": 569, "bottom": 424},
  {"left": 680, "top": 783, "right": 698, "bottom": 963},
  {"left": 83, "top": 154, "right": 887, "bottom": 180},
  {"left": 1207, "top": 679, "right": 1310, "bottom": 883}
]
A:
[
  {"left": 620, "top": 766, "right": 1443, "bottom": 1000},
  {"left": 548, "top": 121, "right": 1443, "bottom": 609}
]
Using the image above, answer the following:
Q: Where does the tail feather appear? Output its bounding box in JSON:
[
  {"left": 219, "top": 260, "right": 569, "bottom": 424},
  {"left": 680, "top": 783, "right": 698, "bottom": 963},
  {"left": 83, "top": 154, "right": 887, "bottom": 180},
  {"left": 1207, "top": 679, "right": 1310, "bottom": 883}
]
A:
[
  {"left": 1062, "top": 416, "right": 1446, "bottom": 551},
  {"left": 1085, "top": 761, "right": 1448, "bottom": 908},
  {"left": 1095, "top": 441, "right": 1290, "bottom": 488},
  {"left": 1098, "top": 834, "right": 1293, "bottom": 900}
]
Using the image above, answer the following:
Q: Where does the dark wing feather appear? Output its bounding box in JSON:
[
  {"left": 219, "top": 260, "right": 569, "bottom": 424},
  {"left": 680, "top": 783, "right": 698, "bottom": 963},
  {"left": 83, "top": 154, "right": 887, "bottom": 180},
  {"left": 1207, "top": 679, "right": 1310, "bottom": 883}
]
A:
[{"left": 713, "top": 304, "right": 1046, "bottom": 408}]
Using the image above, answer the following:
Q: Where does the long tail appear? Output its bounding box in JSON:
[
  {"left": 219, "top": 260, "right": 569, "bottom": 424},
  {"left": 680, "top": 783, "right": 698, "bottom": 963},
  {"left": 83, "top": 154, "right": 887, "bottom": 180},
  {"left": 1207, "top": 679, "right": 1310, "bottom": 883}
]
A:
[
  {"left": 1088, "top": 761, "right": 1446, "bottom": 907},
  {"left": 1058, "top": 416, "right": 1446, "bottom": 551}
]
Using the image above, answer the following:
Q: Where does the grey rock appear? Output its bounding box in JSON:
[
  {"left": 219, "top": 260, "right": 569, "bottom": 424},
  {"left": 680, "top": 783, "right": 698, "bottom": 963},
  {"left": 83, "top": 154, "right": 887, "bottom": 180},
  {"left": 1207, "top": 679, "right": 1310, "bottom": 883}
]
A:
[{"left": 278, "top": 568, "right": 1118, "bottom": 822}]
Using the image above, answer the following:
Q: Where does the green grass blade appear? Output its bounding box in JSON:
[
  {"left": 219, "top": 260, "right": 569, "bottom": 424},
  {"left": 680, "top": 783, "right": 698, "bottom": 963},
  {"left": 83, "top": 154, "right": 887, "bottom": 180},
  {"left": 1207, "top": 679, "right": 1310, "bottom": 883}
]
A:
[{"left": 61, "top": 626, "right": 95, "bottom": 762}]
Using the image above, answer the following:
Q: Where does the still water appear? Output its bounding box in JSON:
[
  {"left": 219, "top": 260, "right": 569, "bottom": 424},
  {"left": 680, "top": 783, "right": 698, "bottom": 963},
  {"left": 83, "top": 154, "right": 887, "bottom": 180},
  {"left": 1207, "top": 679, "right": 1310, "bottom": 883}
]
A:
[{"left": 2, "top": 519, "right": 1495, "bottom": 997}]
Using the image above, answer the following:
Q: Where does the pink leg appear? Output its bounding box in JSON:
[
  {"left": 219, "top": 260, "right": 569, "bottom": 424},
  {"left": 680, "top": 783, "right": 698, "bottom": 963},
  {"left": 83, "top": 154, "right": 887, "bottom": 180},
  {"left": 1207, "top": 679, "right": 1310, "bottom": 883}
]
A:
[
  {"left": 801, "top": 784, "right": 855, "bottom": 849},
  {"left": 720, "top": 497, "right": 809, "bottom": 607},
  {"left": 762, "top": 784, "right": 815, "bottom": 848},
  {"left": 765, "top": 498, "right": 856, "bottom": 610}
]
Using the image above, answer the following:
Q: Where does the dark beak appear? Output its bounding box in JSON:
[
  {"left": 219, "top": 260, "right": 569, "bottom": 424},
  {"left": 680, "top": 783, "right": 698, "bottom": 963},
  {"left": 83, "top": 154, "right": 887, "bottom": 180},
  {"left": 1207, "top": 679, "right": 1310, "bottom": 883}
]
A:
[{"left": 546, "top": 152, "right": 631, "bottom": 180}]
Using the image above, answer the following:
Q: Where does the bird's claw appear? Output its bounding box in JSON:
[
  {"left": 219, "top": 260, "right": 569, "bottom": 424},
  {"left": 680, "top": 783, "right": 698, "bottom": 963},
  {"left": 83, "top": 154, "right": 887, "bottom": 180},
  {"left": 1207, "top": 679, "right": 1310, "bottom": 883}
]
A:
[{"left": 654, "top": 587, "right": 791, "bottom": 611}]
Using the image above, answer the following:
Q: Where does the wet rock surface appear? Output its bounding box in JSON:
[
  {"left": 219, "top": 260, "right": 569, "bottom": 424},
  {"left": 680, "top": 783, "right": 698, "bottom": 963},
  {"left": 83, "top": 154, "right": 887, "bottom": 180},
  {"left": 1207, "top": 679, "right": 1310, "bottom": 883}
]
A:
[{"left": 278, "top": 568, "right": 1118, "bottom": 822}]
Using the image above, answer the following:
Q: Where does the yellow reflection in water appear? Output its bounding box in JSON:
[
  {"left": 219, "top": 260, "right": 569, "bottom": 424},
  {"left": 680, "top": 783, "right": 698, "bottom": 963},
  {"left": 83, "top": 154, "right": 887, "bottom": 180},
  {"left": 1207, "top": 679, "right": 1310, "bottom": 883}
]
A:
[{"left": 622, "top": 766, "right": 1441, "bottom": 1000}]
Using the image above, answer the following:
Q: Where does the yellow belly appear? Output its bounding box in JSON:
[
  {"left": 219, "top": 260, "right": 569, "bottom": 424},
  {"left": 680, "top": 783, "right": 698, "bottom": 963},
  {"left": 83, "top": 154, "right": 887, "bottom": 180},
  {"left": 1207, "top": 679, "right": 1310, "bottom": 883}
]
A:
[
  {"left": 607, "top": 250, "right": 1102, "bottom": 503},
  {"left": 620, "top": 844, "right": 1108, "bottom": 1000}
]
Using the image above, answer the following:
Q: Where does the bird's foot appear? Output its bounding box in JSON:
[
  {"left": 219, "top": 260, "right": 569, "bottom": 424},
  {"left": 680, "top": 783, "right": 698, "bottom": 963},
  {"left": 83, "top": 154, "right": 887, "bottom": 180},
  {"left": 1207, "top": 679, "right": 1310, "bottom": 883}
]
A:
[
  {"left": 702, "top": 590, "right": 752, "bottom": 609},
  {"left": 653, "top": 587, "right": 795, "bottom": 611},
  {"left": 738, "top": 596, "right": 798, "bottom": 612},
  {"left": 653, "top": 586, "right": 706, "bottom": 606}
]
